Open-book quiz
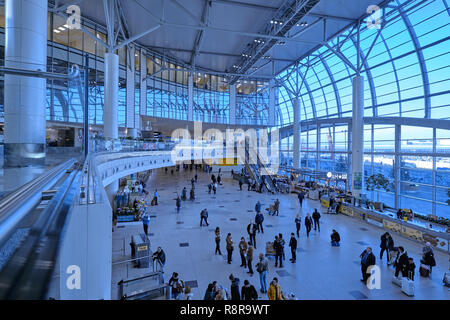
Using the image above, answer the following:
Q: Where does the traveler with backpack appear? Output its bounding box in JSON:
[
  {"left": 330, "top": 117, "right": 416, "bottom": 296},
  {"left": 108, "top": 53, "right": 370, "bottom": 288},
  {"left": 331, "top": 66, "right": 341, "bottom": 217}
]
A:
[
  {"left": 256, "top": 253, "right": 269, "bottom": 293},
  {"left": 168, "top": 272, "right": 185, "bottom": 300}
]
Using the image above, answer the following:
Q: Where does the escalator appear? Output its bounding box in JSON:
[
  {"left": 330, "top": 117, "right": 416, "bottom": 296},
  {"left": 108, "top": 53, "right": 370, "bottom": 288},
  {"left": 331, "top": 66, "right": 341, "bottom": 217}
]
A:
[{"left": 244, "top": 141, "right": 278, "bottom": 194}]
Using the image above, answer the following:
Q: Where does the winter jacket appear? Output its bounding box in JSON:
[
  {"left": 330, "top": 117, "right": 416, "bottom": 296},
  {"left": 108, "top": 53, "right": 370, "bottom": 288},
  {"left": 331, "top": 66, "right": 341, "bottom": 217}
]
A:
[{"left": 268, "top": 283, "right": 282, "bottom": 300}]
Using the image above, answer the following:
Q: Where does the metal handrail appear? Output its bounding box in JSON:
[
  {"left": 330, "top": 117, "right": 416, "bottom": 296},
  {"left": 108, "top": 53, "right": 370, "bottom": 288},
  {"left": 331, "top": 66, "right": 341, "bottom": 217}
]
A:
[{"left": 0, "top": 158, "right": 77, "bottom": 248}]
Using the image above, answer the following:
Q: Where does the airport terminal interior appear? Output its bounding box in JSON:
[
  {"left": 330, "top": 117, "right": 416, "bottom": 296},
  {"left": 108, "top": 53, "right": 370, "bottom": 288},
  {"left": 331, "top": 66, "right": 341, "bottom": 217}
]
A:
[{"left": 0, "top": 0, "right": 448, "bottom": 300}]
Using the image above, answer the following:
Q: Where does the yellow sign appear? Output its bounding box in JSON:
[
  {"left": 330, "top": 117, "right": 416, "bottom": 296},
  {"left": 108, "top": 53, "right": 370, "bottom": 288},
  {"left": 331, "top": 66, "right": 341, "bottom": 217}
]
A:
[
  {"left": 137, "top": 245, "right": 148, "bottom": 251},
  {"left": 340, "top": 205, "right": 354, "bottom": 217},
  {"left": 320, "top": 198, "right": 330, "bottom": 208},
  {"left": 219, "top": 158, "right": 238, "bottom": 166}
]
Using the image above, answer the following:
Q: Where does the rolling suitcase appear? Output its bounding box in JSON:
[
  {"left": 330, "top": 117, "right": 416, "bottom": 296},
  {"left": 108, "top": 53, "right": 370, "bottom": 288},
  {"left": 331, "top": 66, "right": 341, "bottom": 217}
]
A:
[
  {"left": 443, "top": 273, "right": 450, "bottom": 287},
  {"left": 419, "top": 264, "right": 430, "bottom": 277},
  {"left": 401, "top": 278, "right": 414, "bottom": 296},
  {"left": 392, "top": 275, "right": 402, "bottom": 287}
]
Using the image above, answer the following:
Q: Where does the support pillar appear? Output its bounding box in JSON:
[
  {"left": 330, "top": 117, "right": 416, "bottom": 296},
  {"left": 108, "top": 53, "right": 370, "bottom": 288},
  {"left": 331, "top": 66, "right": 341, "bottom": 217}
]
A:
[
  {"left": 268, "top": 80, "right": 276, "bottom": 126},
  {"left": 104, "top": 53, "right": 119, "bottom": 140},
  {"left": 292, "top": 98, "right": 300, "bottom": 169},
  {"left": 4, "top": 0, "right": 48, "bottom": 167},
  {"left": 352, "top": 76, "right": 364, "bottom": 199},
  {"left": 188, "top": 73, "right": 193, "bottom": 121},
  {"left": 229, "top": 84, "right": 236, "bottom": 124},
  {"left": 126, "top": 45, "right": 135, "bottom": 130}
]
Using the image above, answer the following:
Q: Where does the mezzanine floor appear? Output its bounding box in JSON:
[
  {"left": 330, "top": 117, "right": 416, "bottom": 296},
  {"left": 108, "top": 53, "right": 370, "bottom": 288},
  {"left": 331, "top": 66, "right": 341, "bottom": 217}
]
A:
[{"left": 111, "top": 167, "right": 449, "bottom": 300}]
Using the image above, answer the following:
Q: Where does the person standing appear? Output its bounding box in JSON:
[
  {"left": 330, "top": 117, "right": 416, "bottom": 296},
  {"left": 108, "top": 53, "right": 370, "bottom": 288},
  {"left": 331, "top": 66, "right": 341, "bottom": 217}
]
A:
[
  {"left": 241, "top": 280, "right": 258, "bottom": 300},
  {"left": 379, "top": 232, "right": 394, "bottom": 263},
  {"left": 213, "top": 182, "right": 218, "bottom": 194},
  {"left": 195, "top": 174, "right": 198, "bottom": 182},
  {"left": 217, "top": 175, "right": 222, "bottom": 185},
  {"left": 215, "top": 227, "right": 222, "bottom": 255},
  {"left": 305, "top": 213, "right": 313, "bottom": 238},
  {"left": 312, "top": 209, "right": 321, "bottom": 232},
  {"left": 247, "top": 220, "right": 257, "bottom": 249},
  {"left": 181, "top": 187, "right": 187, "bottom": 201},
  {"left": 142, "top": 213, "right": 150, "bottom": 236},
  {"left": 289, "top": 233, "right": 297, "bottom": 263},
  {"left": 295, "top": 214, "right": 301, "bottom": 238},
  {"left": 229, "top": 274, "right": 241, "bottom": 300},
  {"left": 267, "top": 278, "right": 282, "bottom": 300},
  {"left": 255, "top": 211, "right": 264, "bottom": 234},
  {"left": 298, "top": 191, "right": 305, "bottom": 207},
  {"left": 226, "top": 233, "right": 234, "bottom": 264},
  {"left": 176, "top": 196, "right": 181, "bottom": 213},
  {"left": 256, "top": 253, "right": 269, "bottom": 293},
  {"left": 274, "top": 236, "right": 283, "bottom": 268},
  {"left": 394, "top": 246, "right": 408, "bottom": 278},
  {"left": 151, "top": 247, "right": 166, "bottom": 271},
  {"left": 360, "top": 247, "right": 376, "bottom": 284},
  {"left": 421, "top": 243, "right": 436, "bottom": 275},
  {"left": 331, "top": 229, "right": 341, "bottom": 246},
  {"left": 239, "top": 237, "right": 248, "bottom": 268},
  {"left": 190, "top": 188, "right": 195, "bottom": 201},
  {"left": 239, "top": 179, "right": 243, "bottom": 191},
  {"left": 208, "top": 183, "right": 212, "bottom": 194},
  {"left": 247, "top": 242, "right": 254, "bottom": 276},
  {"left": 278, "top": 233, "right": 286, "bottom": 261},
  {"left": 200, "top": 208, "right": 209, "bottom": 227}
]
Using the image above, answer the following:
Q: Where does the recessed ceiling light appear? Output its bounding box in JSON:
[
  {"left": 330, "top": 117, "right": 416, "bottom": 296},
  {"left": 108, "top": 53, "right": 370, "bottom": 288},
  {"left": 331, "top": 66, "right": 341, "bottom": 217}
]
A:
[{"left": 54, "top": 29, "right": 61, "bottom": 33}]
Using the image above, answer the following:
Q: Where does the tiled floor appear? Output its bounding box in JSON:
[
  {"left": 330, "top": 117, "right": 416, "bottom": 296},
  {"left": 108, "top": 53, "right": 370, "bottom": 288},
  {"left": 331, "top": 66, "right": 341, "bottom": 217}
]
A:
[{"left": 111, "top": 168, "right": 450, "bottom": 300}]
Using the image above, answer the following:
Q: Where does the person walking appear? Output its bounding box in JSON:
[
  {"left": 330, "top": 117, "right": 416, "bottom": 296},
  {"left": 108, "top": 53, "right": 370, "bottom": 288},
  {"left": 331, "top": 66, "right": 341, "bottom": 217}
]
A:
[
  {"left": 168, "top": 272, "right": 184, "bottom": 300},
  {"left": 239, "top": 179, "right": 243, "bottom": 191},
  {"left": 379, "top": 232, "right": 394, "bottom": 264},
  {"left": 247, "top": 242, "right": 254, "bottom": 276},
  {"left": 142, "top": 213, "right": 150, "bottom": 236},
  {"left": 256, "top": 253, "right": 269, "bottom": 293},
  {"left": 295, "top": 214, "right": 301, "bottom": 238},
  {"left": 247, "top": 220, "right": 257, "bottom": 249},
  {"left": 229, "top": 274, "right": 241, "bottom": 300},
  {"left": 208, "top": 183, "right": 212, "bottom": 194},
  {"left": 312, "top": 209, "right": 321, "bottom": 232},
  {"left": 421, "top": 243, "right": 436, "bottom": 275},
  {"left": 273, "top": 199, "right": 280, "bottom": 216},
  {"left": 226, "top": 233, "right": 234, "bottom": 264},
  {"left": 215, "top": 227, "right": 222, "bottom": 255},
  {"left": 200, "top": 208, "right": 209, "bottom": 227},
  {"left": 305, "top": 213, "right": 313, "bottom": 237},
  {"left": 255, "top": 201, "right": 261, "bottom": 213},
  {"left": 267, "top": 278, "right": 282, "bottom": 300},
  {"left": 217, "top": 175, "right": 222, "bottom": 185},
  {"left": 255, "top": 211, "right": 264, "bottom": 234},
  {"left": 195, "top": 174, "right": 198, "bottom": 182},
  {"left": 181, "top": 187, "right": 187, "bottom": 201},
  {"left": 274, "top": 236, "right": 283, "bottom": 268},
  {"left": 298, "top": 191, "right": 305, "bottom": 207},
  {"left": 360, "top": 247, "right": 376, "bottom": 284},
  {"left": 241, "top": 280, "right": 258, "bottom": 300},
  {"left": 190, "top": 187, "right": 195, "bottom": 201},
  {"left": 239, "top": 237, "right": 248, "bottom": 268},
  {"left": 153, "top": 190, "right": 159, "bottom": 205},
  {"left": 213, "top": 182, "right": 218, "bottom": 194},
  {"left": 289, "top": 233, "right": 297, "bottom": 263}
]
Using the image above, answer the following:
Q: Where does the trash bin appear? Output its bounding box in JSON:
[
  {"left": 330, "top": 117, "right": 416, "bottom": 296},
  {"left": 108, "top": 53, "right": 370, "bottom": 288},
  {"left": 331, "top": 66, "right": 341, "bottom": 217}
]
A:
[{"left": 130, "top": 233, "right": 150, "bottom": 268}]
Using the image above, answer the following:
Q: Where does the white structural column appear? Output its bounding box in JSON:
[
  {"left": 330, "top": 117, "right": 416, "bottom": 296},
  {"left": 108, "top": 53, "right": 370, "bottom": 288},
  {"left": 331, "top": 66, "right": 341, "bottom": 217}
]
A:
[
  {"left": 292, "top": 97, "right": 301, "bottom": 169},
  {"left": 4, "top": 0, "right": 48, "bottom": 166},
  {"left": 126, "top": 45, "right": 135, "bottom": 132},
  {"left": 140, "top": 50, "right": 147, "bottom": 120},
  {"left": 229, "top": 84, "right": 236, "bottom": 124},
  {"left": 352, "top": 76, "right": 365, "bottom": 198},
  {"left": 268, "top": 80, "right": 276, "bottom": 126},
  {"left": 104, "top": 53, "right": 119, "bottom": 139},
  {"left": 188, "top": 73, "right": 194, "bottom": 121}
]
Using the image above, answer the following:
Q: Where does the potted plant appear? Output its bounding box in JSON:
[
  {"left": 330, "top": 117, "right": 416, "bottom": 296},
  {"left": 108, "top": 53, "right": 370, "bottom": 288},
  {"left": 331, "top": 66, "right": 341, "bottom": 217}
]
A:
[{"left": 366, "top": 173, "right": 390, "bottom": 211}]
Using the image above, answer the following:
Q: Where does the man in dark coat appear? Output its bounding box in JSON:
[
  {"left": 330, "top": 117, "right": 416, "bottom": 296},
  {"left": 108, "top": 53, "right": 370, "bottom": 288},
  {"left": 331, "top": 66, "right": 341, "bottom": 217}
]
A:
[
  {"left": 304, "top": 214, "right": 313, "bottom": 237},
  {"left": 312, "top": 209, "right": 321, "bottom": 232},
  {"left": 274, "top": 236, "right": 283, "bottom": 268},
  {"left": 289, "top": 233, "right": 297, "bottom": 263},
  {"left": 241, "top": 280, "right": 258, "bottom": 300},
  {"left": 394, "top": 246, "right": 409, "bottom": 278},
  {"left": 379, "top": 232, "right": 394, "bottom": 263},
  {"left": 229, "top": 274, "right": 241, "bottom": 300},
  {"left": 360, "top": 247, "right": 376, "bottom": 283},
  {"left": 298, "top": 191, "right": 305, "bottom": 207},
  {"left": 255, "top": 211, "right": 264, "bottom": 233},
  {"left": 247, "top": 220, "right": 257, "bottom": 249}
]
